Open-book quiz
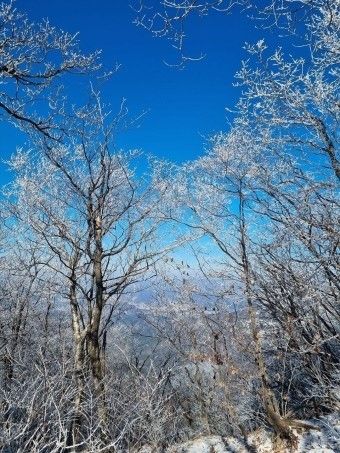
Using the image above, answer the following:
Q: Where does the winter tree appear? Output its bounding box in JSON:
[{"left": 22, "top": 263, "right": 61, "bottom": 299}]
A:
[
  {"left": 4, "top": 89, "right": 179, "bottom": 449},
  {"left": 0, "top": 0, "right": 99, "bottom": 138}
]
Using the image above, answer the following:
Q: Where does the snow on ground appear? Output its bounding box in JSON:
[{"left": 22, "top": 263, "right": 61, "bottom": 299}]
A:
[
  {"left": 297, "top": 413, "right": 340, "bottom": 453},
  {"left": 138, "top": 413, "right": 339, "bottom": 453}
]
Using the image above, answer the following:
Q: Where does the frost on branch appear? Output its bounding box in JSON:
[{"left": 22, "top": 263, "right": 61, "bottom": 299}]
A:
[{"left": 0, "top": 1, "right": 100, "bottom": 138}]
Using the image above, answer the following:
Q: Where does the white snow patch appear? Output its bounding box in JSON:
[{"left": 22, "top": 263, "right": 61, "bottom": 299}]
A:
[
  {"left": 140, "top": 413, "right": 340, "bottom": 453},
  {"left": 166, "top": 435, "right": 230, "bottom": 453}
]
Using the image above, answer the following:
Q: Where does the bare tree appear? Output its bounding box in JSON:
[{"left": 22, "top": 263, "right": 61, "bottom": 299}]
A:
[
  {"left": 133, "top": 0, "right": 248, "bottom": 65},
  {"left": 0, "top": 0, "right": 99, "bottom": 138},
  {"left": 158, "top": 96, "right": 338, "bottom": 442},
  {"left": 133, "top": 0, "right": 336, "bottom": 65},
  {"left": 5, "top": 89, "right": 178, "bottom": 449}
]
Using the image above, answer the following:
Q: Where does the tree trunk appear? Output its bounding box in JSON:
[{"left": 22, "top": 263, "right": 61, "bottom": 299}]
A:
[
  {"left": 87, "top": 214, "right": 106, "bottom": 424},
  {"left": 238, "top": 185, "right": 297, "bottom": 446},
  {"left": 66, "top": 278, "right": 87, "bottom": 451}
]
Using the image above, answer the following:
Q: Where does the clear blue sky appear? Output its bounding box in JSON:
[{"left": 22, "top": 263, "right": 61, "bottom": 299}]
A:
[{"left": 1, "top": 0, "right": 279, "bottom": 183}]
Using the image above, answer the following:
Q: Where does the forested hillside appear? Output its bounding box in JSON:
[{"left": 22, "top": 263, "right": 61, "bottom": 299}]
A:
[{"left": 0, "top": 1, "right": 339, "bottom": 451}]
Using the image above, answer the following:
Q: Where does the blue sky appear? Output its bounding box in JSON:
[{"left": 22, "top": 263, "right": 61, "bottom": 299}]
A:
[{"left": 0, "top": 0, "right": 276, "bottom": 183}]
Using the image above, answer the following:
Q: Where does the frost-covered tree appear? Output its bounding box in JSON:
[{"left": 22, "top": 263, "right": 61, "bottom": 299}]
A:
[
  {"left": 5, "top": 90, "right": 176, "bottom": 448},
  {"left": 198, "top": 134, "right": 304, "bottom": 442},
  {"left": 0, "top": 0, "right": 99, "bottom": 138},
  {"left": 134, "top": 1, "right": 337, "bottom": 65},
  {"left": 234, "top": 1, "right": 339, "bottom": 180},
  {"left": 231, "top": 2, "right": 339, "bottom": 412},
  {"left": 155, "top": 0, "right": 339, "bottom": 440},
  {"left": 133, "top": 0, "right": 248, "bottom": 64}
]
